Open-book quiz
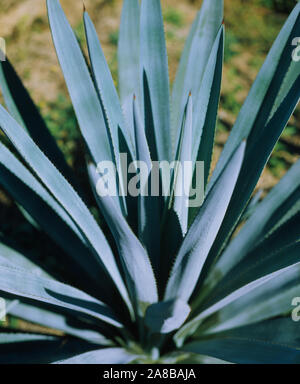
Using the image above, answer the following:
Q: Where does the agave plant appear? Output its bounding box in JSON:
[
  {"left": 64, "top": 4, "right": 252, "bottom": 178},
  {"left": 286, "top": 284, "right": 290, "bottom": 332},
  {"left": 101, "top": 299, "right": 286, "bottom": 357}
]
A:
[{"left": 0, "top": 0, "right": 299, "bottom": 364}]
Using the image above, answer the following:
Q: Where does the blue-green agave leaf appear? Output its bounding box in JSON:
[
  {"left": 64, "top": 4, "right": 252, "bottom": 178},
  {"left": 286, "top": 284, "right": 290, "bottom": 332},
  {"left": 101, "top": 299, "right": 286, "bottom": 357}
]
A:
[
  {"left": 171, "top": 93, "right": 193, "bottom": 235},
  {"left": 165, "top": 141, "right": 245, "bottom": 302},
  {"left": 84, "top": 11, "right": 135, "bottom": 163},
  {"left": 7, "top": 301, "right": 111, "bottom": 346},
  {"left": 0, "top": 265, "right": 122, "bottom": 328},
  {"left": 176, "top": 262, "right": 300, "bottom": 345},
  {"left": 207, "top": 3, "right": 300, "bottom": 194},
  {"left": 145, "top": 299, "right": 191, "bottom": 334},
  {"left": 0, "top": 143, "right": 116, "bottom": 298},
  {"left": 47, "top": 0, "right": 113, "bottom": 166},
  {"left": 140, "top": 0, "right": 171, "bottom": 162},
  {"left": 0, "top": 141, "right": 85, "bottom": 244},
  {"left": 88, "top": 164, "right": 158, "bottom": 316},
  {"left": 171, "top": 0, "right": 223, "bottom": 157},
  {"left": 203, "top": 210, "right": 300, "bottom": 307},
  {"left": 270, "top": 57, "right": 300, "bottom": 121},
  {"left": 0, "top": 333, "right": 55, "bottom": 344},
  {"left": 199, "top": 75, "right": 300, "bottom": 287},
  {"left": 0, "top": 59, "right": 78, "bottom": 189},
  {"left": 0, "top": 241, "right": 51, "bottom": 279},
  {"left": 183, "top": 317, "right": 300, "bottom": 364},
  {"left": 133, "top": 95, "right": 160, "bottom": 272},
  {"left": 263, "top": 196, "right": 300, "bottom": 239},
  {"left": 133, "top": 96, "right": 152, "bottom": 177},
  {"left": 233, "top": 211, "right": 300, "bottom": 277},
  {"left": 170, "top": 11, "right": 199, "bottom": 151},
  {"left": 0, "top": 104, "right": 131, "bottom": 313},
  {"left": 159, "top": 95, "right": 193, "bottom": 288},
  {"left": 176, "top": 354, "right": 231, "bottom": 364},
  {"left": 240, "top": 189, "right": 263, "bottom": 221},
  {"left": 206, "top": 240, "right": 300, "bottom": 309},
  {"left": 16, "top": 204, "right": 40, "bottom": 230},
  {"left": 0, "top": 334, "right": 97, "bottom": 364},
  {"left": 55, "top": 347, "right": 138, "bottom": 364},
  {"left": 205, "top": 160, "right": 300, "bottom": 294},
  {"left": 84, "top": 10, "right": 134, "bottom": 215},
  {"left": 118, "top": 0, "right": 140, "bottom": 128},
  {"left": 192, "top": 26, "right": 224, "bottom": 189}
]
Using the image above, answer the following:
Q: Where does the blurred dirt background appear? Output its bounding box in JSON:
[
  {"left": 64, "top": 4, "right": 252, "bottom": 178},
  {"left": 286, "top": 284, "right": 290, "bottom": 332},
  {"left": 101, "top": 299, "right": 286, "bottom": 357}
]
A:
[{"left": 0, "top": 0, "right": 299, "bottom": 333}]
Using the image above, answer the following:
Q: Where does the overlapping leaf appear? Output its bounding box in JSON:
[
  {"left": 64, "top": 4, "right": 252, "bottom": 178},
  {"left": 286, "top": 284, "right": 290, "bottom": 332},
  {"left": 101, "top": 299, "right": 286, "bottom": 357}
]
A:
[
  {"left": 198, "top": 72, "right": 300, "bottom": 288},
  {"left": 203, "top": 160, "right": 300, "bottom": 298},
  {"left": 0, "top": 265, "right": 122, "bottom": 327},
  {"left": 133, "top": 96, "right": 160, "bottom": 271},
  {"left": 0, "top": 333, "right": 97, "bottom": 364},
  {"left": 208, "top": 3, "right": 300, "bottom": 194},
  {"left": 55, "top": 347, "right": 138, "bottom": 364},
  {"left": 0, "top": 59, "right": 77, "bottom": 189},
  {"left": 88, "top": 164, "right": 158, "bottom": 316},
  {"left": 140, "top": 0, "right": 171, "bottom": 162},
  {"left": 47, "top": 0, "right": 113, "bottom": 166},
  {"left": 118, "top": 0, "right": 140, "bottom": 130},
  {"left": 171, "top": 0, "right": 223, "bottom": 158},
  {"left": 7, "top": 301, "right": 111, "bottom": 345},
  {"left": 183, "top": 317, "right": 300, "bottom": 364},
  {"left": 165, "top": 141, "right": 245, "bottom": 302},
  {"left": 0, "top": 104, "right": 131, "bottom": 313},
  {"left": 175, "top": 262, "right": 300, "bottom": 346}
]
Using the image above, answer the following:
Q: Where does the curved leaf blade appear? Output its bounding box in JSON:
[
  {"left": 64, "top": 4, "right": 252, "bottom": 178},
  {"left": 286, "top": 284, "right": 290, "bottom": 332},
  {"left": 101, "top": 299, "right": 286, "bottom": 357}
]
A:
[
  {"left": 165, "top": 141, "right": 245, "bottom": 302},
  {"left": 47, "top": 0, "right": 113, "bottom": 165},
  {"left": 133, "top": 96, "right": 160, "bottom": 272},
  {"left": 172, "top": 93, "right": 193, "bottom": 235},
  {"left": 0, "top": 241, "right": 51, "bottom": 279},
  {"left": 84, "top": 11, "right": 133, "bottom": 153},
  {"left": 205, "top": 160, "right": 300, "bottom": 295},
  {"left": 0, "top": 265, "right": 122, "bottom": 328},
  {"left": 0, "top": 141, "right": 85, "bottom": 244},
  {"left": 0, "top": 104, "right": 131, "bottom": 313},
  {"left": 0, "top": 334, "right": 97, "bottom": 364},
  {"left": 118, "top": 0, "right": 140, "bottom": 127},
  {"left": 192, "top": 26, "right": 224, "bottom": 187},
  {"left": 55, "top": 347, "right": 138, "bottom": 364},
  {"left": 88, "top": 164, "right": 158, "bottom": 315},
  {"left": 0, "top": 143, "right": 118, "bottom": 298},
  {"left": 207, "top": 240, "right": 300, "bottom": 309},
  {"left": 171, "top": 0, "right": 223, "bottom": 157},
  {"left": 200, "top": 74, "right": 300, "bottom": 286},
  {"left": 207, "top": 3, "right": 300, "bottom": 194},
  {"left": 140, "top": 0, "right": 171, "bottom": 162},
  {"left": 0, "top": 59, "right": 77, "bottom": 189},
  {"left": 176, "top": 262, "right": 300, "bottom": 345},
  {"left": 7, "top": 301, "right": 111, "bottom": 345},
  {"left": 183, "top": 317, "right": 300, "bottom": 364}
]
